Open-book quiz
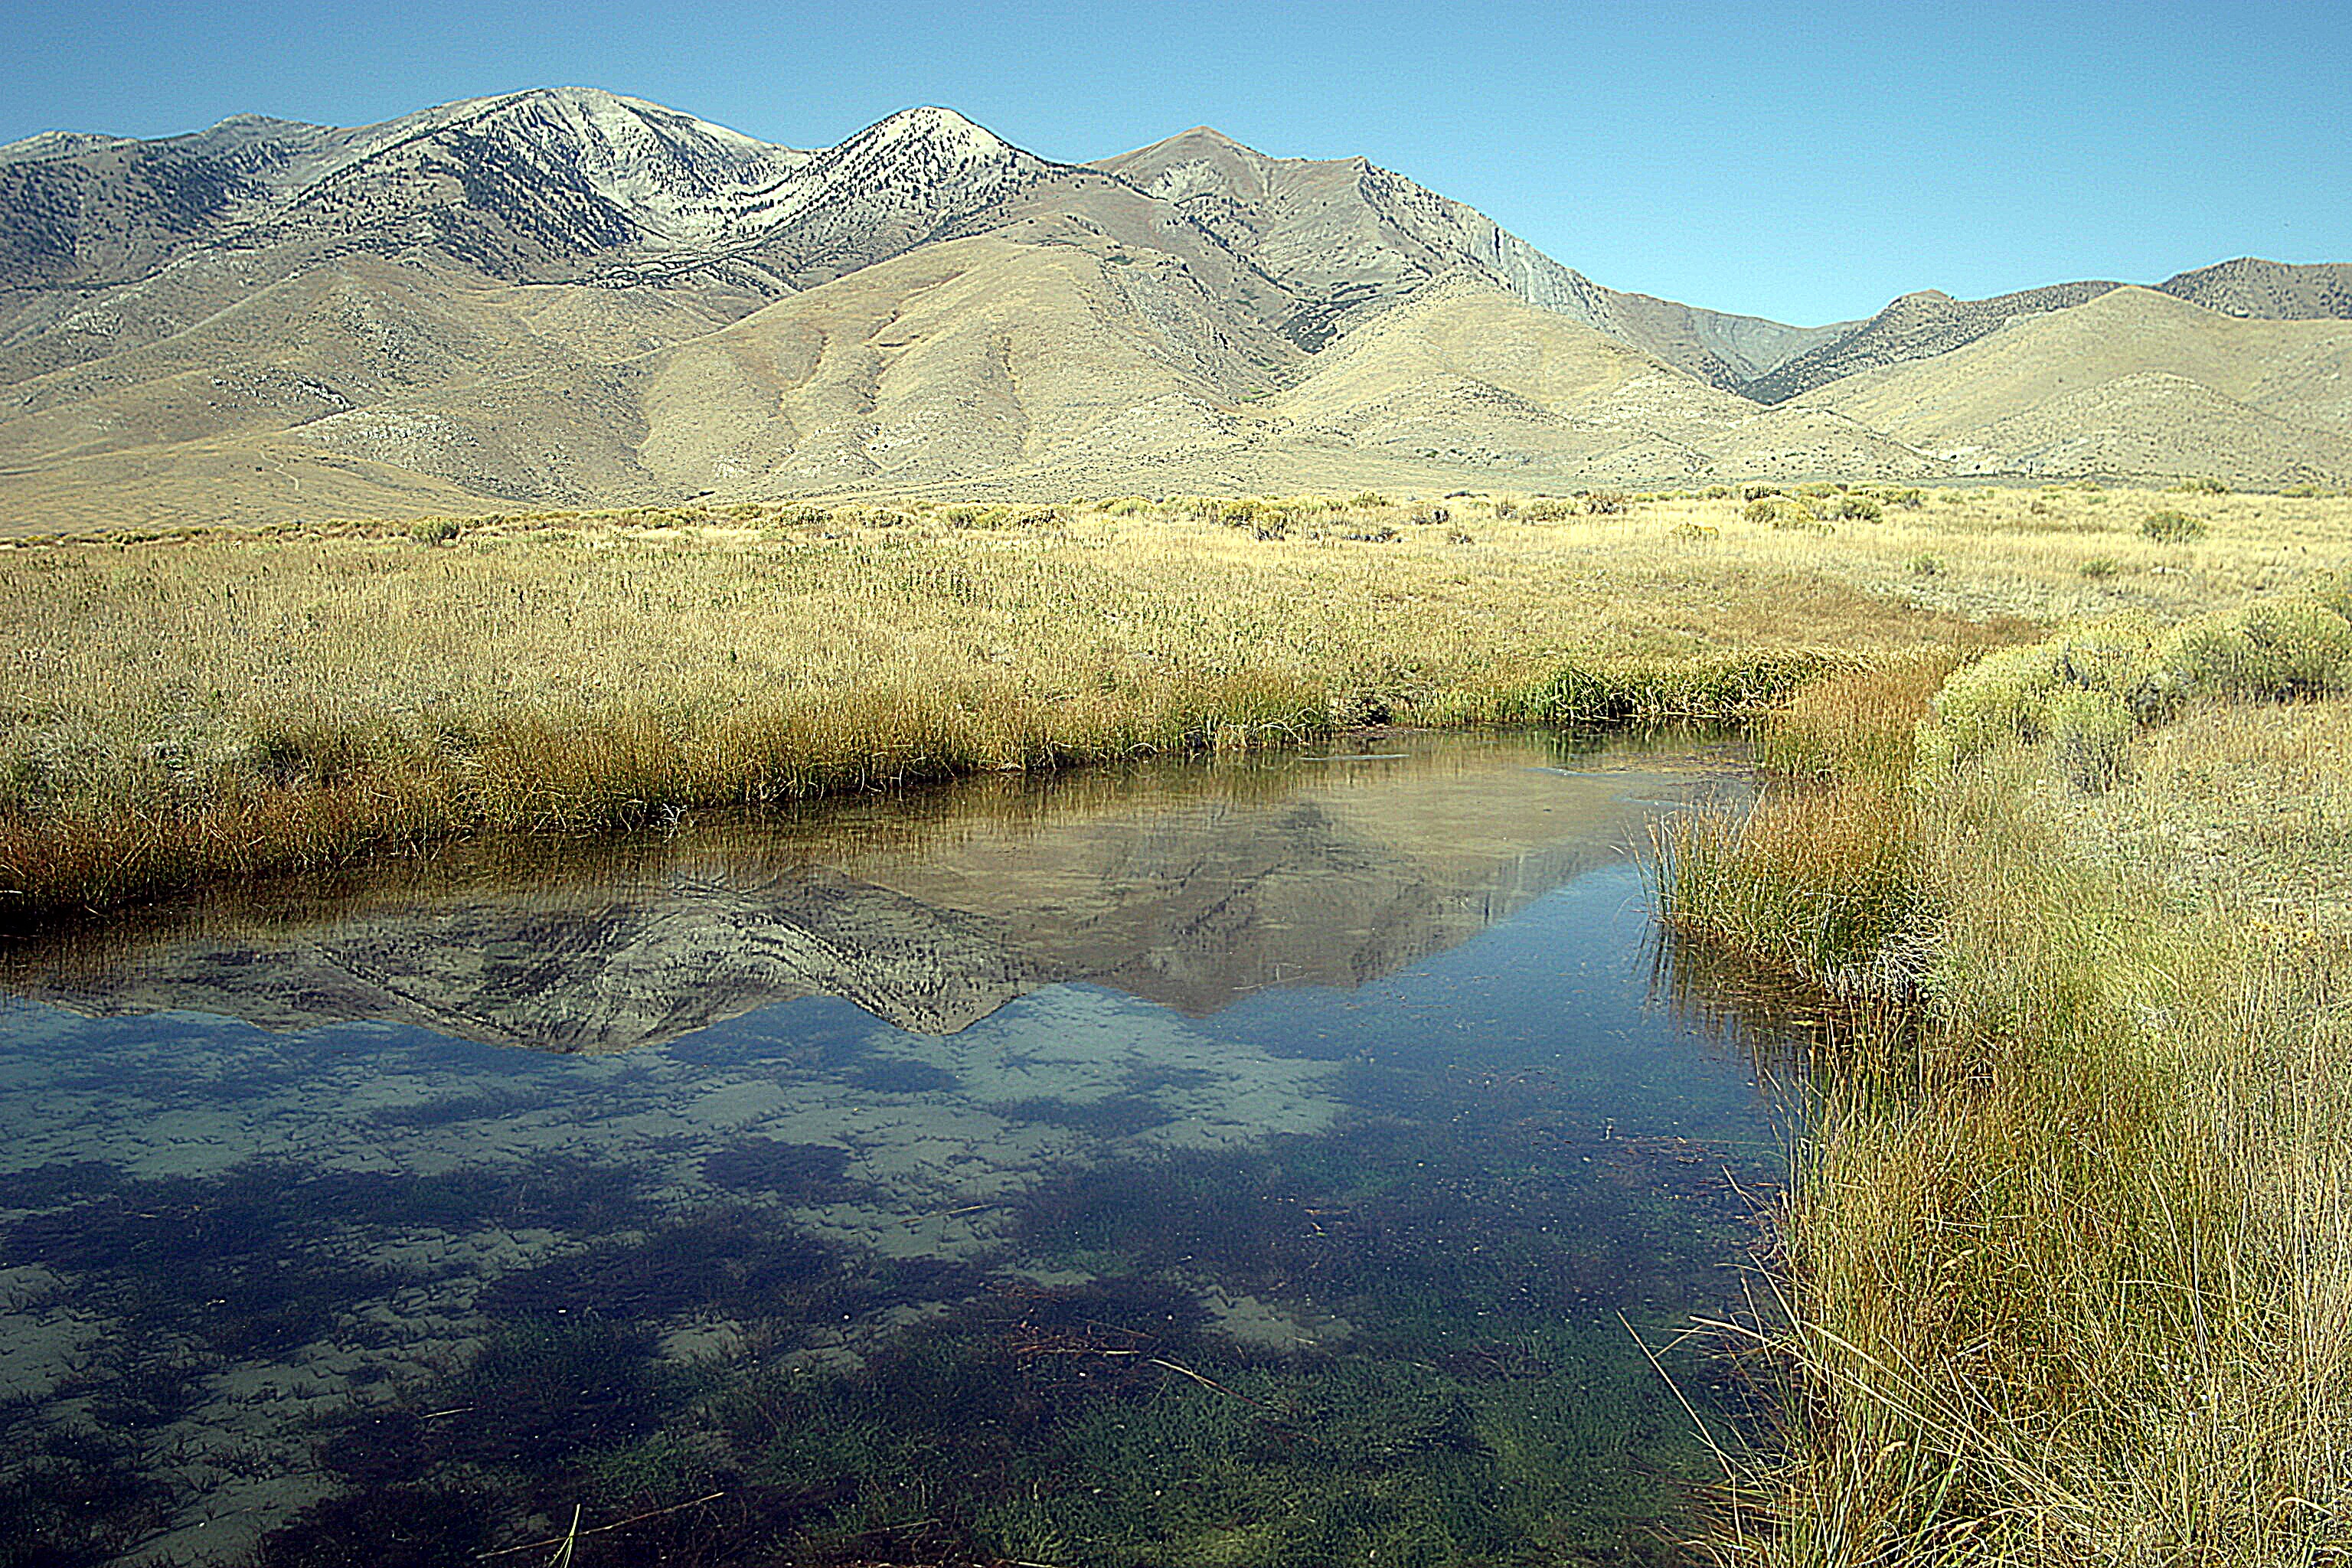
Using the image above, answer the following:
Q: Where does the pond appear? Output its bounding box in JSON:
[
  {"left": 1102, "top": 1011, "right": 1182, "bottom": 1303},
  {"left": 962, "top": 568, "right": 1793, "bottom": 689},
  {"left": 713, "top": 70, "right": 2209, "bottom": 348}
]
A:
[{"left": 0, "top": 730, "right": 1803, "bottom": 1567}]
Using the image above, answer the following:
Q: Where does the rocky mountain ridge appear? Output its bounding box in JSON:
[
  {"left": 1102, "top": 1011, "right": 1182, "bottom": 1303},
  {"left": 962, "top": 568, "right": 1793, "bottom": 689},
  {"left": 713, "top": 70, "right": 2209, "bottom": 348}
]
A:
[{"left": 1, "top": 88, "right": 2345, "bottom": 524}]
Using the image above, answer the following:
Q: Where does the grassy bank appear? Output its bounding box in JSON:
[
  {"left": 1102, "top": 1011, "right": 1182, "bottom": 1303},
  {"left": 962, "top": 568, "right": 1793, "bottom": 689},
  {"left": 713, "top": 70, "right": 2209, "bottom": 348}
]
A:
[
  {"left": 1656, "top": 593, "right": 2352, "bottom": 1562},
  {"left": 0, "top": 492, "right": 2037, "bottom": 922}
]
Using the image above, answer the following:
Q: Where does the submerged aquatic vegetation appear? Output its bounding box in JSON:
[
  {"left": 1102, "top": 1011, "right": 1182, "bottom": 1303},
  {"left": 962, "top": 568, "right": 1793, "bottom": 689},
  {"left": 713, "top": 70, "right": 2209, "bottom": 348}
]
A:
[
  {"left": 0, "top": 886, "right": 1779, "bottom": 1568},
  {"left": 697, "top": 1137, "right": 861, "bottom": 1200},
  {"left": 0, "top": 1427, "right": 175, "bottom": 1568}
]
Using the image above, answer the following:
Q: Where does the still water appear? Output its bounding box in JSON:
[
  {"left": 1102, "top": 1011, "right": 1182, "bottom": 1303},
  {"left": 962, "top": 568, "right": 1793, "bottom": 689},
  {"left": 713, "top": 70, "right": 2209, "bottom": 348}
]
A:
[{"left": 0, "top": 731, "right": 1798, "bottom": 1567}]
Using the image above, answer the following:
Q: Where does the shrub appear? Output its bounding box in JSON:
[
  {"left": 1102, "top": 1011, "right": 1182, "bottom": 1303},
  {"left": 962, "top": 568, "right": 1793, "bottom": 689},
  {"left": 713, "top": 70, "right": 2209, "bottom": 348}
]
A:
[
  {"left": 1406, "top": 505, "right": 1451, "bottom": 526},
  {"left": 2151, "top": 599, "right": 2352, "bottom": 707},
  {"left": 410, "top": 519, "right": 462, "bottom": 547},
  {"left": 2141, "top": 509, "right": 2206, "bottom": 543},
  {"left": 1346, "top": 492, "right": 1390, "bottom": 509},
  {"left": 1909, "top": 554, "right": 1945, "bottom": 577},
  {"left": 1917, "top": 599, "right": 2352, "bottom": 778},
  {"left": 1520, "top": 498, "right": 1579, "bottom": 521},
  {"left": 1701, "top": 485, "right": 1735, "bottom": 500},
  {"left": 2045, "top": 686, "right": 2133, "bottom": 792},
  {"left": 1668, "top": 521, "right": 1719, "bottom": 541},
  {"left": 2080, "top": 557, "right": 2120, "bottom": 579},
  {"left": 1103, "top": 495, "right": 1154, "bottom": 516},
  {"left": 1834, "top": 496, "right": 1884, "bottom": 522},
  {"left": 1746, "top": 497, "right": 1829, "bottom": 532},
  {"left": 2171, "top": 475, "right": 2230, "bottom": 495},
  {"left": 1582, "top": 490, "right": 1630, "bottom": 515},
  {"left": 1490, "top": 498, "right": 1519, "bottom": 519},
  {"left": 1918, "top": 621, "right": 2155, "bottom": 775},
  {"left": 1887, "top": 487, "right": 1926, "bottom": 509},
  {"left": 1917, "top": 642, "right": 2064, "bottom": 775},
  {"left": 1742, "top": 484, "right": 1782, "bottom": 501}
]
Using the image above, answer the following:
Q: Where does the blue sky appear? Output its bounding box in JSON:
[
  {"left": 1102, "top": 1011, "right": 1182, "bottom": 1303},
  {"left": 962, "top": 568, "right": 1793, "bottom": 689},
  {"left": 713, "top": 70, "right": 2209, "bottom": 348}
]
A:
[{"left": 5, "top": 0, "right": 2345, "bottom": 325}]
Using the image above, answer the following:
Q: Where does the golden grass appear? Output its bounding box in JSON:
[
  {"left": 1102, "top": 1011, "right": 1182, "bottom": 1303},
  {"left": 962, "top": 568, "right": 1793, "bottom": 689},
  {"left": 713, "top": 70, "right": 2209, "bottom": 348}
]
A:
[
  {"left": 0, "top": 495, "right": 2026, "bottom": 920},
  {"left": 1653, "top": 651, "right": 1952, "bottom": 988},
  {"left": 9, "top": 479, "right": 2352, "bottom": 1550},
  {"left": 1751, "top": 653, "right": 1965, "bottom": 783},
  {"left": 1660, "top": 644, "right": 2352, "bottom": 1563},
  {"left": 8, "top": 480, "right": 2343, "bottom": 919},
  {"left": 1649, "top": 785, "right": 1922, "bottom": 989}
]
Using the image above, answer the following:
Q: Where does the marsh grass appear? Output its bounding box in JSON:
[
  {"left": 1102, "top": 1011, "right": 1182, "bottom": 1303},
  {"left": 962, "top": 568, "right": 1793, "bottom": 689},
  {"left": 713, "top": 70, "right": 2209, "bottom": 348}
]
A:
[
  {"left": 0, "top": 499, "right": 2013, "bottom": 920},
  {"left": 11, "top": 479, "right": 2344, "bottom": 919},
  {"left": 1658, "top": 640, "right": 2352, "bottom": 1564},
  {"left": 1653, "top": 655, "right": 1949, "bottom": 988},
  {"left": 1649, "top": 786, "right": 1922, "bottom": 991}
]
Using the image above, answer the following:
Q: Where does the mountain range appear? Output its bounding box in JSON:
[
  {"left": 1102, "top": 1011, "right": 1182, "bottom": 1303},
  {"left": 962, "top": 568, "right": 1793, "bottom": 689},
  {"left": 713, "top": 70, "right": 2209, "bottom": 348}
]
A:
[{"left": 2, "top": 87, "right": 2347, "bottom": 528}]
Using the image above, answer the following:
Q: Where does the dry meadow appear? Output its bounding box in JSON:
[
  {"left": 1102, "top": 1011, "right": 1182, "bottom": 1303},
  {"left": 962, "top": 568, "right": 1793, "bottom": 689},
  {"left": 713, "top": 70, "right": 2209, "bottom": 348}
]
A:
[{"left": 10, "top": 478, "right": 2352, "bottom": 1557}]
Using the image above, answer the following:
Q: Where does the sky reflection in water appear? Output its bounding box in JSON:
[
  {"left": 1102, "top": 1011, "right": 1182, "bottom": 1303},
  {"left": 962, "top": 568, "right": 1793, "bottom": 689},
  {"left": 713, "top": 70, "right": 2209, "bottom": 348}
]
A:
[{"left": 0, "top": 732, "right": 1799, "bottom": 1567}]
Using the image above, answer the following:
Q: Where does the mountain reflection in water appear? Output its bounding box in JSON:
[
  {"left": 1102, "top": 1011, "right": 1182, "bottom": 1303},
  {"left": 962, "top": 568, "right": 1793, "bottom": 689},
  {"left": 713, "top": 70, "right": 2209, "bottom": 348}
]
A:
[
  {"left": 0, "top": 730, "right": 1795, "bottom": 1568},
  {"left": 15, "top": 733, "right": 1747, "bottom": 1049}
]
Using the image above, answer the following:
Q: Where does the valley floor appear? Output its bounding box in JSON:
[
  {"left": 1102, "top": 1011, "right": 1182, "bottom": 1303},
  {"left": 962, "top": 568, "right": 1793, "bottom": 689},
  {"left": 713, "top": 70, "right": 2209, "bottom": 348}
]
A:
[
  {"left": 4, "top": 479, "right": 2340, "bottom": 918},
  {"left": 5, "top": 478, "right": 2349, "bottom": 1560}
]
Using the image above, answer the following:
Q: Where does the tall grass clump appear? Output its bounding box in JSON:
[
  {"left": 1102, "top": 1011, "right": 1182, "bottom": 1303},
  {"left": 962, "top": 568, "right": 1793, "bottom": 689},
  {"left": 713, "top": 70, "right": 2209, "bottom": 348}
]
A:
[
  {"left": 1651, "top": 786, "right": 1921, "bottom": 988},
  {"left": 1667, "top": 603, "right": 2352, "bottom": 1566},
  {"left": 1733, "top": 738, "right": 2352, "bottom": 1566},
  {"left": 1501, "top": 651, "right": 1841, "bottom": 729},
  {"left": 1652, "top": 657, "right": 1948, "bottom": 991},
  {"left": 2141, "top": 508, "right": 2207, "bottom": 542}
]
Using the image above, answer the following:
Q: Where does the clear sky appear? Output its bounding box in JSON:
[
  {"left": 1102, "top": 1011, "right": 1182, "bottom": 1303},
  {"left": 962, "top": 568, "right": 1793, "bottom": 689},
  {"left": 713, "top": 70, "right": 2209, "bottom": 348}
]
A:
[{"left": 5, "top": 0, "right": 2345, "bottom": 326}]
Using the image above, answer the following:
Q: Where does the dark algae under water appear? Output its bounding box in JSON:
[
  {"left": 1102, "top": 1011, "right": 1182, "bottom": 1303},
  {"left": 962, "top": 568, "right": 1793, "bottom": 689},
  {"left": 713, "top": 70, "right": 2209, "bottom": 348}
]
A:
[{"left": 0, "top": 732, "right": 1807, "bottom": 1567}]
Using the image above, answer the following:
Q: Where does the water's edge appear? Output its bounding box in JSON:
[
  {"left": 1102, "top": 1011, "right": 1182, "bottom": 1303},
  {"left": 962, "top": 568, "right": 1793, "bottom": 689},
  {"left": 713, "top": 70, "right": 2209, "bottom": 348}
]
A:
[{"left": 0, "top": 730, "right": 1806, "bottom": 1568}]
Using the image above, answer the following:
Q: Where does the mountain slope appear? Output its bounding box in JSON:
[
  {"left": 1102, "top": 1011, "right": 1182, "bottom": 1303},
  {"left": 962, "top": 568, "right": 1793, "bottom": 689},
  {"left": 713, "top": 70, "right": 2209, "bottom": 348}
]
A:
[
  {"left": 1744, "top": 259, "right": 2352, "bottom": 405},
  {"left": 2158, "top": 258, "right": 2352, "bottom": 321},
  {"left": 1798, "top": 286, "right": 2352, "bottom": 483},
  {"left": 1742, "top": 280, "right": 2125, "bottom": 404},
  {"left": 0, "top": 256, "right": 730, "bottom": 468},
  {"left": 1268, "top": 273, "right": 1939, "bottom": 481},
  {"left": 0, "top": 87, "right": 805, "bottom": 291},
  {"left": 284, "top": 232, "right": 1283, "bottom": 505},
  {"left": 0, "top": 90, "right": 2345, "bottom": 520},
  {"left": 1093, "top": 127, "right": 1848, "bottom": 385}
]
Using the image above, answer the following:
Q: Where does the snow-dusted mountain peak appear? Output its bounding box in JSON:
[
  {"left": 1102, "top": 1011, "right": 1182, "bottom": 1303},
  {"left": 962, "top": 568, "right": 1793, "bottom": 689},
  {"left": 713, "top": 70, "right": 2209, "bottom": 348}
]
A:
[
  {"left": 717, "top": 103, "right": 1057, "bottom": 259},
  {"left": 0, "top": 129, "right": 136, "bottom": 164},
  {"left": 857, "top": 106, "right": 1018, "bottom": 158}
]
